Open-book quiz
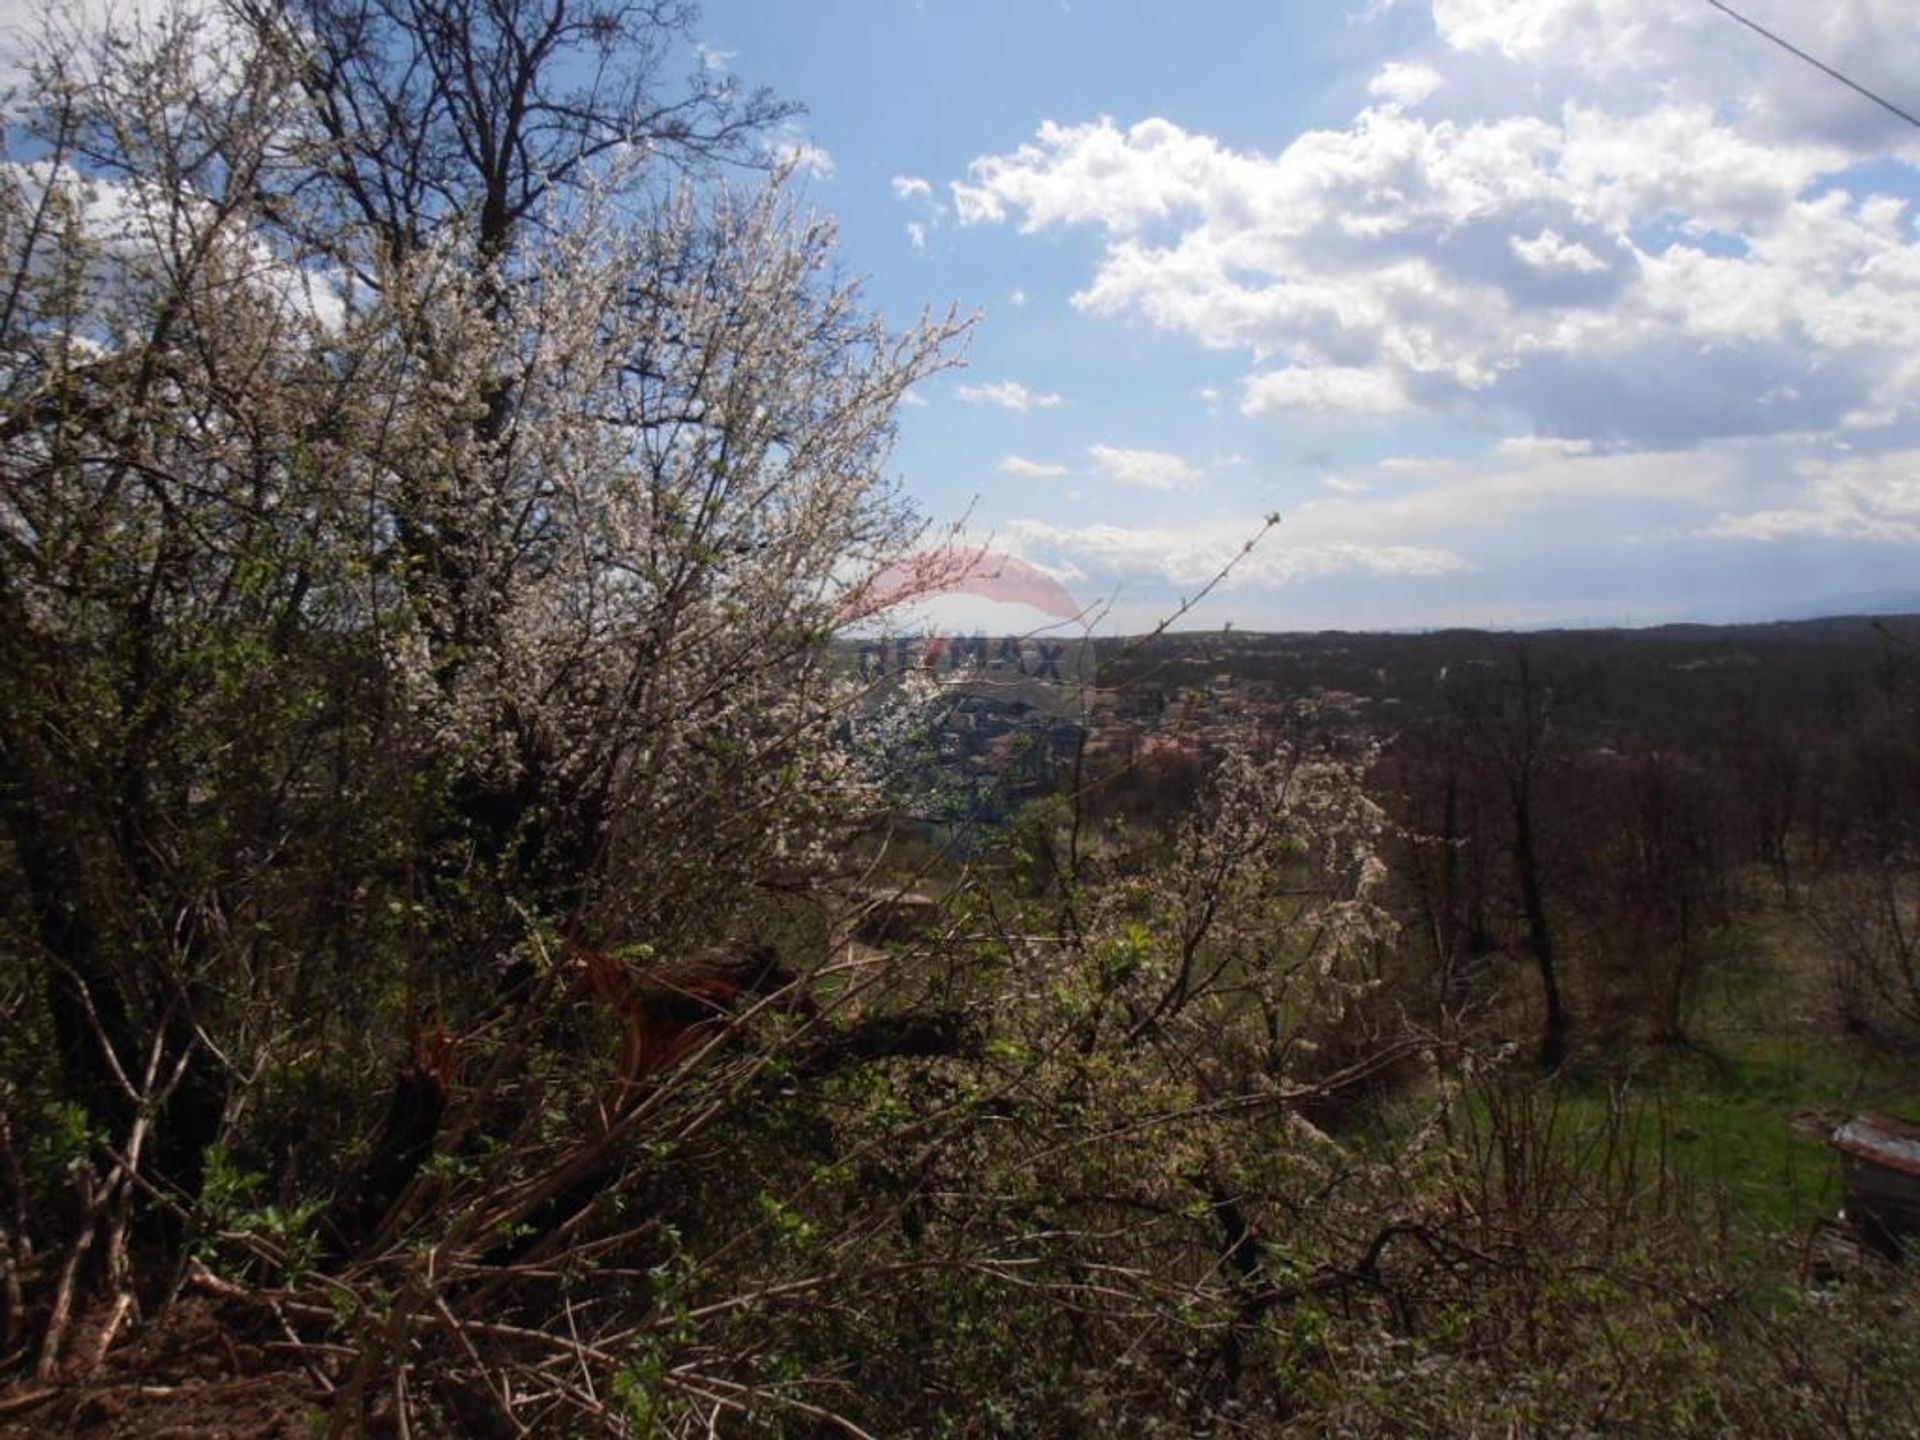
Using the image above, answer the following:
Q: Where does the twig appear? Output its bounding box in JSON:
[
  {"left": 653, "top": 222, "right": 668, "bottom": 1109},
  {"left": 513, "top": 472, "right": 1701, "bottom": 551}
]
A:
[
  {"left": 0, "top": 1387, "right": 60, "bottom": 1420},
  {"left": 1114, "top": 514, "right": 1280, "bottom": 663},
  {"left": 431, "top": 1295, "right": 529, "bottom": 1437}
]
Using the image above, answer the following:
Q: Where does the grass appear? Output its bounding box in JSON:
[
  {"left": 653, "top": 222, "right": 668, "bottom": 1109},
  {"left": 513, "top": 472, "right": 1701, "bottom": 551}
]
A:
[{"left": 1457, "top": 906, "right": 1920, "bottom": 1238}]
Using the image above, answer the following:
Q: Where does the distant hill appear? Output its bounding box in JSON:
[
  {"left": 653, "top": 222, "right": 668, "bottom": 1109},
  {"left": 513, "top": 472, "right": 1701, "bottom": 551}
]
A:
[
  {"left": 1410, "top": 594, "right": 1920, "bottom": 632},
  {"left": 1653, "top": 591, "right": 1920, "bottom": 627},
  {"left": 1766, "top": 591, "right": 1920, "bottom": 622}
]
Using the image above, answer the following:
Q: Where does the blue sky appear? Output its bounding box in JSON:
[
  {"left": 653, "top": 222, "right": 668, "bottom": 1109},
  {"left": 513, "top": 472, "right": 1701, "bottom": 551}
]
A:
[{"left": 697, "top": 0, "right": 1920, "bottom": 633}]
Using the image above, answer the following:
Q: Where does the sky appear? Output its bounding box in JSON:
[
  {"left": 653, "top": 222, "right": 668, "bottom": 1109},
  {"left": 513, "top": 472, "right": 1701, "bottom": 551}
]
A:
[
  {"left": 692, "top": 0, "right": 1920, "bottom": 634},
  {"left": 5, "top": 0, "right": 1918, "bottom": 635}
]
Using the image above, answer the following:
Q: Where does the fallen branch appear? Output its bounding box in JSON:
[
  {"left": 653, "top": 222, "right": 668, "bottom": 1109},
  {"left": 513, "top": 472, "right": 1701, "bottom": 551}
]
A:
[{"left": 0, "top": 1386, "right": 59, "bottom": 1420}]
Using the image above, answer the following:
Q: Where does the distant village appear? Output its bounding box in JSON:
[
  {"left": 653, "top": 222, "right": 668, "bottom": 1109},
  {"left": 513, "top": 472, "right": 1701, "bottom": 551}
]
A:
[{"left": 852, "top": 630, "right": 1382, "bottom": 830}]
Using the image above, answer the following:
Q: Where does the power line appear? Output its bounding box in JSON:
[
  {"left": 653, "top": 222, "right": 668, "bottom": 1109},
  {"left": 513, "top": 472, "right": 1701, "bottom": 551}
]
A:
[{"left": 1703, "top": 0, "right": 1920, "bottom": 133}]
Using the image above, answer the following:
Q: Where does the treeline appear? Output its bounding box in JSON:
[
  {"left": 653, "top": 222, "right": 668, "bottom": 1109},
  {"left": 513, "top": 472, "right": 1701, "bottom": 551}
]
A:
[
  {"left": 1388, "top": 628, "right": 1919, "bottom": 1058},
  {"left": 1099, "top": 620, "right": 1920, "bottom": 1064}
]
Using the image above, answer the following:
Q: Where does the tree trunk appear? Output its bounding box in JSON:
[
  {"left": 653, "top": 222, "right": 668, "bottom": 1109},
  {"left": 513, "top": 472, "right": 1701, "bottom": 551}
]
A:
[{"left": 1512, "top": 790, "right": 1569, "bottom": 1070}]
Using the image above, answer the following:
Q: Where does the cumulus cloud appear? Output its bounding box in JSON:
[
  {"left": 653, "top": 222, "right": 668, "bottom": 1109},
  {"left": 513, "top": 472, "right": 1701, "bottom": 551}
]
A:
[
  {"left": 1368, "top": 61, "right": 1444, "bottom": 108},
  {"left": 1243, "top": 366, "right": 1408, "bottom": 416},
  {"left": 1510, "top": 227, "right": 1608, "bottom": 274},
  {"left": 958, "top": 379, "right": 1063, "bottom": 411},
  {"left": 1431, "top": 0, "right": 1673, "bottom": 70},
  {"left": 891, "top": 174, "right": 933, "bottom": 202},
  {"left": 1087, "top": 443, "right": 1203, "bottom": 490},
  {"left": 952, "top": 116, "right": 1227, "bottom": 233},
  {"left": 1432, "top": 0, "right": 1920, "bottom": 152},
  {"left": 950, "top": 88, "right": 1920, "bottom": 448},
  {"left": 999, "top": 455, "right": 1070, "bottom": 478}
]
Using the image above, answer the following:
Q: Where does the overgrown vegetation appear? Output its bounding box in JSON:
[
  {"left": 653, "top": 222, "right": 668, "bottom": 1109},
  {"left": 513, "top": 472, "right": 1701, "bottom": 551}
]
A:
[{"left": 3, "top": 2, "right": 1918, "bottom": 1435}]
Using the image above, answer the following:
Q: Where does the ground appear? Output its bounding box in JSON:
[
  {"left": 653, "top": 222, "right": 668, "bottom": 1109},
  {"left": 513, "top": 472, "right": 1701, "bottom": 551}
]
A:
[{"left": 0, "top": 1300, "right": 321, "bottom": 1439}]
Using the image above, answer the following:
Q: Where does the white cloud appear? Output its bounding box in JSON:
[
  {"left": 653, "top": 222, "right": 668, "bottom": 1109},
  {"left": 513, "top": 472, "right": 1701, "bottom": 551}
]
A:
[
  {"left": 1009, "top": 288, "right": 1028, "bottom": 307},
  {"left": 1369, "top": 61, "right": 1444, "bottom": 108},
  {"left": 1432, "top": 0, "right": 1665, "bottom": 69},
  {"left": 957, "top": 379, "right": 1064, "bottom": 411},
  {"left": 1249, "top": 442, "right": 1739, "bottom": 558},
  {"left": 951, "top": 92, "right": 1920, "bottom": 448},
  {"left": 995, "top": 431, "right": 1912, "bottom": 605},
  {"left": 774, "top": 138, "right": 835, "bottom": 179},
  {"left": 1243, "top": 366, "right": 1409, "bottom": 416},
  {"left": 694, "top": 41, "right": 736, "bottom": 72},
  {"left": 995, "top": 430, "right": 1900, "bottom": 607},
  {"left": 1, "top": 0, "right": 249, "bottom": 102},
  {"left": 1510, "top": 227, "right": 1608, "bottom": 274},
  {"left": 953, "top": 116, "right": 1231, "bottom": 233},
  {"left": 4, "top": 160, "right": 346, "bottom": 332},
  {"left": 1705, "top": 449, "right": 1920, "bottom": 543},
  {"left": 1432, "top": 0, "right": 1920, "bottom": 152},
  {"left": 1087, "top": 443, "right": 1203, "bottom": 490},
  {"left": 893, "top": 172, "right": 948, "bottom": 250},
  {"left": 999, "top": 455, "right": 1070, "bottom": 478},
  {"left": 1495, "top": 435, "right": 1594, "bottom": 460},
  {"left": 1005, "top": 517, "right": 1471, "bottom": 588}
]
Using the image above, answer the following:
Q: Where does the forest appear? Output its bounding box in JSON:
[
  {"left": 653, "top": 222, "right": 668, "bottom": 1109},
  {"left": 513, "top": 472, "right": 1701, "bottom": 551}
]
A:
[{"left": 3, "top": 0, "right": 1919, "bottom": 1435}]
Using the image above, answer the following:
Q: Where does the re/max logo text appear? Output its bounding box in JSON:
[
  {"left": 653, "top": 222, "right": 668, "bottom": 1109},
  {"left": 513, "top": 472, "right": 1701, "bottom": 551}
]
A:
[{"left": 858, "top": 635, "right": 1073, "bottom": 681}]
